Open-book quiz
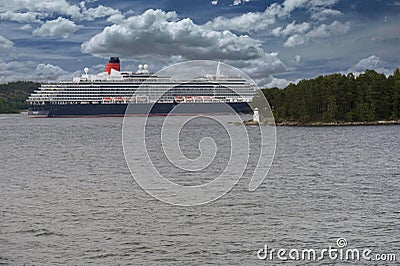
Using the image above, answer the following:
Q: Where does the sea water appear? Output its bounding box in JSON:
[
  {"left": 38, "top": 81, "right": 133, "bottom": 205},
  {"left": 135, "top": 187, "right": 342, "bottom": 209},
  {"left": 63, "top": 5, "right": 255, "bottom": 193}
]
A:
[{"left": 1, "top": 114, "right": 399, "bottom": 265}]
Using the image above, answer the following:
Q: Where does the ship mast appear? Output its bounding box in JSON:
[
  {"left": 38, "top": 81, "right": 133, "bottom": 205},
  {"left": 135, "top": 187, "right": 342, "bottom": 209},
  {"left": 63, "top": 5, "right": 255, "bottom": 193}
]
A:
[{"left": 216, "top": 61, "right": 222, "bottom": 79}]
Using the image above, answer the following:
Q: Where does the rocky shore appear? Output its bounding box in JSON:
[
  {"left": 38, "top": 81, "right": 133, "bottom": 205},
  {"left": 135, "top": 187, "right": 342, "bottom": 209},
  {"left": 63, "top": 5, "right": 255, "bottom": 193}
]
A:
[
  {"left": 275, "top": 120, "right": 400, "bottom": 127},
  {"left": 232, "top": 120, "right": 400, "bottom": 127}
]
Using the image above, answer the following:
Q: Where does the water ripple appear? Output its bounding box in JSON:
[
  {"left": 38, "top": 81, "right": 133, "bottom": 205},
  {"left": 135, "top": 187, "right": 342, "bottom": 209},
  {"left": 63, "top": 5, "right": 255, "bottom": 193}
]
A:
[{"left": 0, "top": 116, "right": 399, "bottom": 264}]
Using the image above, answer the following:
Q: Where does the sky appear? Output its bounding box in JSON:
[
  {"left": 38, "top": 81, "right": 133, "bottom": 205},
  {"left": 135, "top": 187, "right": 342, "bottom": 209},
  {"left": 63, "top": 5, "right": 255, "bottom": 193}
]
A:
[{"left": 0, "top": 0, "right": 399, "bottom": 87}]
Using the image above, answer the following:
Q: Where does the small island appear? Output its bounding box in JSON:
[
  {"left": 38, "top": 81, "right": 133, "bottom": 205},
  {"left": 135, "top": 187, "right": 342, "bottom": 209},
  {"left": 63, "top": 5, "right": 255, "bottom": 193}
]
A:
[{"left": 255, "top": 68, "right": 400, "bottom": 126}]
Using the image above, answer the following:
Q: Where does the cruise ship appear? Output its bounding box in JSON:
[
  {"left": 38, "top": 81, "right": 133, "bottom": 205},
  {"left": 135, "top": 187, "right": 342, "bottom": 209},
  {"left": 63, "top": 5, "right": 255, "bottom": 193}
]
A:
[{"left": 27, "top": 58, "right": 256, "bottom": 117}]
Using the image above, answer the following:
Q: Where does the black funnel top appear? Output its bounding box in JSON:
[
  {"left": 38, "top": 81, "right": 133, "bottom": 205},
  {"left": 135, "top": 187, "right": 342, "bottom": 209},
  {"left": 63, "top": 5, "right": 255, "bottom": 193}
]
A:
[{"left": 109, "top": 57, "right": 120, "bottom": 63}]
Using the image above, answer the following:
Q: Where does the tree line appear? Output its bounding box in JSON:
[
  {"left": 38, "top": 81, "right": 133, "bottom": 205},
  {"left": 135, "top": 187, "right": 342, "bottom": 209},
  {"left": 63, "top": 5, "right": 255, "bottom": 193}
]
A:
[
  {"left": 0, "top": 81, "right": 40, "bottom": 113},
  {"left": 262, "top": 69, "right": 400, "bottom": 123}
]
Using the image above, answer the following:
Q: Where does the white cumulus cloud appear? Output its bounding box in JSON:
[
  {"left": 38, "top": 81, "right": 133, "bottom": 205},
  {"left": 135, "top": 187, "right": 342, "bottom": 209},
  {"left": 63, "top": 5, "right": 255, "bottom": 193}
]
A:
[
  {"left": 107, "top": 13, "right": 125, "bottom": 23},
  {"left": 265, "top": 76, "right": 292, "bottom": 88},
  {"left": 0, "top": 0, "right": 81, "bottom": 21},
  {"left": 0, "top": 11, "right": 42, "bottom": 23},
  {"left": 271, "top": 21, "right": 310, "bottom": 37},
  {"left": 0, "top": 0, "right": 122, "bottom": 24},
  {"left": 0, "top": 61, "right": 71, "bottom": 83},
  {"left": 232, "top": 0, "right": 250, "bottom": 6},
  {"left": 295, "top": 54, "right": 301, "bottom": 63},
  {"left": 255, "top": 74, "right": 298, "bottom": 88},
  {"left": 310, "top": 8, "right": 342, "bottom": 21},
  {"left": 81, "top": 4, "right": 122, "bottom": 21},
  {"left": 81, "top": 9, "right": 286, "bottom": 82},
  {"left": 33, "top": 17, "right": 79, "bottom": 38},
  {"left": 0, "top": 35, "right": 14, "bottom": 49},
  {"left": 306, "top": 20, "right": 350, "bottom": 38},
  {"left": 206, "top": 0, "right": 341, "bottom": 33},
  {"left": 345, "top": 55, "right": 392, "bottom": 77},
  {"left": 284, "top": 34, "right": 305, "bottom": 47},
  {"left": 34, "top": 63, "right": 70, "bottom": 80},
  {"left": 82, "top": 9, "right": 269, "bottom": 61},
  {"left": 205, "top": 9, "right": 276, "bottom": 32},
  {"left": 284, "top": 20, "right": 350, "bottom": 47},
  {"left": 19, "top": 24, "right": 33, "bottom": 31},
  {"left": 354, "top": 55, "right": 382, "bottom": 70}
]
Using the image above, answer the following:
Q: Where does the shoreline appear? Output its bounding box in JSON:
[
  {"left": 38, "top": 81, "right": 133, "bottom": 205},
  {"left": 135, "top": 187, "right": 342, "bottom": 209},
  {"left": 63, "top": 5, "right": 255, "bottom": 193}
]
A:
[
  {"left": 2, "top": 112, "right": 400, "bottom": 127},
  {"left": 275, "top": 120, "right": 400, "bottom": 127}
]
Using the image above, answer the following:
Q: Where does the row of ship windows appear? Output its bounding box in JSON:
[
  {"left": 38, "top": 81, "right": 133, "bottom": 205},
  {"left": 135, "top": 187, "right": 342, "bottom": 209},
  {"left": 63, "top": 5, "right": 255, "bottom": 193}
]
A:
[
  {"left": 39, "top": 87, "right": 253, "bottom": 92},
  {"left": 30, "top": 90, "right": 254, "bottom": 96},
  {"left": 29, "top": 95, "right": 251, "bottom": 101},
  {"left": 32, "top": 91, "right": 252, "bottom": 95},
  {"left": 44, "top": 82, "right": 250, "bottom": 86},
  {"left": 29, "top": 98, "right": 251, "bottom": 103},
  {"left": 29, "top": 94, "right": 255, "bottom": 100},
  {"left": 29, "top": 95, "right": 250, "bottom": 100},
  {"left": 34, "top": 89, "right": 254, "bottom": 94},
  {"left": 54, "top": 81, "right": 248, "bottom": 86},
  {"left": 48, "top": 82, "right": 248, "bottom": 85}
]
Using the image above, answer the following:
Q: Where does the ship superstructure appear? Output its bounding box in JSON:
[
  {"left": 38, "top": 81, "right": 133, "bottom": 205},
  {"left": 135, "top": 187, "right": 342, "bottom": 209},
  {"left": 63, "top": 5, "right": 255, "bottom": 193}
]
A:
[{"left": 27, "top": 58, "right": 255, "bottom": 117}]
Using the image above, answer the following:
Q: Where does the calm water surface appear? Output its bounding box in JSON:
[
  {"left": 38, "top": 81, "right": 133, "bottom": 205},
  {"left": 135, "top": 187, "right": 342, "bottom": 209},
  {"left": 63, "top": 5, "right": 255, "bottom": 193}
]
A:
[{"left": 1, "top": 113, "right": 399, "bottom": 265}]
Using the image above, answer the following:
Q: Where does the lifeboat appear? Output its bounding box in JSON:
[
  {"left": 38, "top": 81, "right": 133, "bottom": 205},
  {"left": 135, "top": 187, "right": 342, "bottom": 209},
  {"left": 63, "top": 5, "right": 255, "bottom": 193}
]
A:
[
  {"left": 185, "top": 96, "right": 193, "bottom": 101},
  {"left": 174, "top": 96, "right": 184, "bottom": 102},
  {"left": 103, "top": 97, "right": 112, "bottom": 102},
  {"left": 114, "top": 97, "right": 124, "bottom": 102},
  {"left": 137, "top": 96, "right": 148, "bottom": 102},
  {"left": 203, "top": 96, "right": 212, "bottom": 102}
]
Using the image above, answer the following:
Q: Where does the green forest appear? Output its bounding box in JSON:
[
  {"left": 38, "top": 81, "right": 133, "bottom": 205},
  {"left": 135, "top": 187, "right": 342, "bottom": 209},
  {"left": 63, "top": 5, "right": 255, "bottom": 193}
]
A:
[
  {"left": 0, "top": 81, "right": 40, "bottom": 113},
  {"left": 262, "top": 68, "right": 400, "bottom": 123}
]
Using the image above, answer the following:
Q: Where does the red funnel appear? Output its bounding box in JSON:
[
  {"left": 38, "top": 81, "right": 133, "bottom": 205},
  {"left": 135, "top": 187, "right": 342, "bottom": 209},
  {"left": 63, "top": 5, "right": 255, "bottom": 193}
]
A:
[{"left": 104, "top": 57, "right": 120, "bottom": 74}]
